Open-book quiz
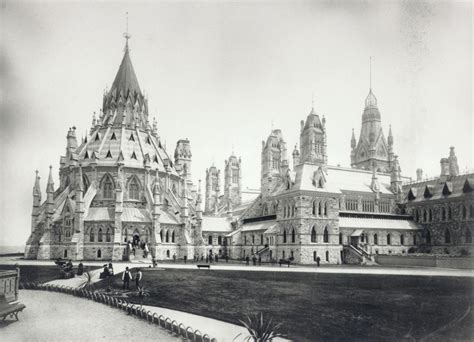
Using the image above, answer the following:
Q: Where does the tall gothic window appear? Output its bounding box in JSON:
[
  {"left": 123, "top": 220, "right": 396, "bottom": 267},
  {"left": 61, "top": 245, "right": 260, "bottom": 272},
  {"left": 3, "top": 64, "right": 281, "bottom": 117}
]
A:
[
  {"left": 373, "top": 234, "right": 378, "bottom": 245},
  {"left": 208, "top": 235, "right": 212, "bottom": 245},
  {"left": 445, "top": 229, "right": 451, "bottom": 244},
  {"left": 312, "top": 201, "right": 316, "bottom": 215},
  {"left": 426, "top": 230, "right": 431, "bottom": 244},
  {"left": 400, "top": 234, "right": 405, "bottom": 245},
  {"left": 172, "top": 231, "right": 175, "bottom": 243},
  {"left": 89, "top": 228, "right": 94, "bottom": 242},
  {"left": 129, "top": 178, "right": 140, "bottom": 200},
  {"left": 324, "top": 202, "right": 328, "bottom": 216},
  {"left": 448, "top": 206, "right": 452, "bottom": 220},
  {"left": 218, "top": 236, "right": 222, "bottom": 245},
  {"left": 462, "top": 205, "right": 467, "bottom": 219},
  {"left": 291, "top": 228, "right": 296, "bottom": 243},
  {"left": 283, "top": 230, "right": 287, "bottom": 243},
  {"left": 98, "top": 228, "right": 103, "bottom": 242},
  {"left": 232, "top": 171, "right": 238, "bottom": 183},
  {"left": 318, "top": 202, "right": 322, "bottom": 216},
  {"left": 339, "top": 232, "right": 343, "bottom": 245},
  {"left": 103, "top": 176, "right": 114, "bottom": 199},
  {"left": 323, "top": 226, "right": 329, "bottom": 243},
  {"left": 165, "top": 231, "right": 169, "bottom": 243},
  {"left": 466, "top": 229, "right": 472, "bottom": 244},
  {"left": 441, "top": 207, "right": 446, "bottom": 221},
  {"left": 386, "top": 233, "right": 391, "bottom": 245},
  {"left": 311, "top": 227, "right": 316, "bottom": 243},
  {"left": 106, "top": 228, "right": 111, "bottom": 242}
]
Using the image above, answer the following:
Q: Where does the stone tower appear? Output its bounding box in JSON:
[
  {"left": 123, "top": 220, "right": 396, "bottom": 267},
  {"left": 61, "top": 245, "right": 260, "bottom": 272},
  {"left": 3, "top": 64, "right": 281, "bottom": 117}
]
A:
[
  {"left": 205, "top": 165, "right": 220, "bottom": 214},
  {"left": 299, "top": 105, "right": 327, "bottom": 167},
  {"left": 174, "top": 139, "right": 192, "bottom": 182},
  {"left": 224, "top": 154, "right": 242, "bottom": 208},
  {"left": 261, "top": 129, "right": 288, "bottom": 197},
  {"left": 351, "top": 88, "right": 393, "bottom": 172}
]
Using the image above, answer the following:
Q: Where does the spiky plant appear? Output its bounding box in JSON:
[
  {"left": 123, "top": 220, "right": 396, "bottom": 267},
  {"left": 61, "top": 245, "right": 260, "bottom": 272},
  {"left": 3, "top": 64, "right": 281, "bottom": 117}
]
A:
[
  {"left": 135, "top": 286, "right": 150, "bottom": 308},
  {"left": 234, "top": 313, "right": 286, "bottom": 342}
]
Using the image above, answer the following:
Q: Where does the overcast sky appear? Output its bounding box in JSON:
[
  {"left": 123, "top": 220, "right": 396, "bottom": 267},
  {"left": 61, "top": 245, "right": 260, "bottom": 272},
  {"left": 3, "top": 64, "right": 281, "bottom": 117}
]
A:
[{"left": 1, "top": 0, "right": 472, "bottom": 247}]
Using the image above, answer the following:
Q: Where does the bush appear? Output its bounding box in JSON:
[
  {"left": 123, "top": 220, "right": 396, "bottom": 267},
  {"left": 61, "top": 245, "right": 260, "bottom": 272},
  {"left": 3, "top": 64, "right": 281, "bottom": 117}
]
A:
[{"left": 460, "top": 248, "right": 470, "bottom": 256}]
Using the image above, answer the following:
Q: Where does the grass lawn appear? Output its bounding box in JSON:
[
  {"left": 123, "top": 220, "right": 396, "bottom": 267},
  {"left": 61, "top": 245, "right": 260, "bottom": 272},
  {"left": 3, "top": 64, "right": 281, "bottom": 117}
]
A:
[
  {"left": 0, "top": 264, "right": 96, "bottom": 284},
  {"left": 99, "top": 268, "right": 473, "bottom": 341}
]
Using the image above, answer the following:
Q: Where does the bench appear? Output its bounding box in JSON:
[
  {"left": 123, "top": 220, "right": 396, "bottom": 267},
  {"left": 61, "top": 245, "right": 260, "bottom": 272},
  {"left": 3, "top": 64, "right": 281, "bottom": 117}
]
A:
[
  {"left": 196, "top": 264, "right": 210, "bottom": 269},
  {"left": 0, "top": 294, "right": 25, "bottom": 321}
]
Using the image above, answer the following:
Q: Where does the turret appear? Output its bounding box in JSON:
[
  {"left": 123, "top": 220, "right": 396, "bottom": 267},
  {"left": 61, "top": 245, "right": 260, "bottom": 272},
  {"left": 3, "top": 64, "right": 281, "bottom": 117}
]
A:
[
  {"left": 448, "top": 146, "right": 459, "bottom": 177},
  {"left": 66, "top": 127, "right": 78, "bottom": 157},
  {"left": 224, "top": 154, "right": 242, "bottom": 207},
  {"left": 299, "top": 105, "right": 326, "bottom": 166},
  {"left": 261, "top": 129, "right": 286, "bottom": 197},
  {"left": 292, "top": 144, "right": 300, "bottom": 168},
  {"left": 416, "top": 168, "right": 423, "bottom": 181},
  {"left": 205, "top": 165, "right": 220, "bottom": 214},
  {"left": 31, "top": 170, "right": 41, "bottom": 232},
  {"left": 174, "top": 139, "right": 192, "bottom": 181},
  {"left": 390, "top": 155, "right": 402, "bottom": 200},
  {"left": 46, "top": 166, "right": 55, "bottom": 213}
]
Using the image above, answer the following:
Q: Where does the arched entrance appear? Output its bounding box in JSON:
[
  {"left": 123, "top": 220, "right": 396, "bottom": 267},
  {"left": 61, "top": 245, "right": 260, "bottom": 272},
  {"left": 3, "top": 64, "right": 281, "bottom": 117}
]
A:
[{"left": 133, "top": 229, "right": 140, "bottom": 247}]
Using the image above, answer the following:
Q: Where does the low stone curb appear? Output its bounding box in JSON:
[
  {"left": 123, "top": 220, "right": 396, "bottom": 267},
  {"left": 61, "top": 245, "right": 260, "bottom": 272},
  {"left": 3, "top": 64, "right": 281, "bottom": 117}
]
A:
[{"left": 20, "top": 282, "right": 217, "bottom": 342}]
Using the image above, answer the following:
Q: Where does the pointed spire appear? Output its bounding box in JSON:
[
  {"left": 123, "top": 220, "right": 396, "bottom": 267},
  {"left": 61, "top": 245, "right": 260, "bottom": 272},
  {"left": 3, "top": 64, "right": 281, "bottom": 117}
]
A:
[
  {"left": 388, "top": 124, "right": 393, "bottom": 145},
  {"left": 46, "top": 166, "right": 54, "bottom": 193},
  {"left": 351, "top": 128, "right": 356, "bottom": 148},
  {"left": 33, "top": 170, "right": 41, "bottom": 197}
]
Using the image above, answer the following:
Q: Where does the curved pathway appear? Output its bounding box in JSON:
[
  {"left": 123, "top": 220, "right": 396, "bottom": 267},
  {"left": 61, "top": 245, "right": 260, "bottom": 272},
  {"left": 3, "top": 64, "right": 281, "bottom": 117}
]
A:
[{"left": 0, "top": 290, "right": 178, "bottom": 341}]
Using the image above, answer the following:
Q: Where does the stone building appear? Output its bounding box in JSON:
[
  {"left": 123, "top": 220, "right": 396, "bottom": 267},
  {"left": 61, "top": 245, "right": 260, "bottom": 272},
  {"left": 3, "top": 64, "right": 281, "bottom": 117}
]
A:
[
  {"left": 402, "top": 147, "right": 474, "bottom": 255},
  {"left": 225, "top": 89, "right": 419, "bottom": 264},
  {"left": 25, "top": 37, "right": 207, "bottom": 261}
]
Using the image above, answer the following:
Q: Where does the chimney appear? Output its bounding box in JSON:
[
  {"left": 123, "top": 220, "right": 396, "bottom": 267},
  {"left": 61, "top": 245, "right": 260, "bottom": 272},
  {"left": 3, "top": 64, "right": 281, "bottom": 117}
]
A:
[{"left": 416, "top": 168, "right": 423, "bottom": 181}]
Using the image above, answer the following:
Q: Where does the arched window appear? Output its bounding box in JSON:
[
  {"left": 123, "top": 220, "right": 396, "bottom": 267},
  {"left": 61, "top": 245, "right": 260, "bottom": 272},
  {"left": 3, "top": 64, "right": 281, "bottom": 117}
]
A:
[
  {"left": 339, "top": 232, "right": 343, "bottom": 245},
  {"left": 312, "top": 201, "right": 316, "bottom": 215},
  {"left": 373, "top": 234, "right": 378, "bottom": 245},
  {"left": 466, "top": 229, "right": 472, "bottom": 244},
  {"left": 413, "top": 233, "right": 417, "bottom": 245},
  {"left": 252, "top": 235, "right": 255, "bottom": 244},
  {"left": 442, "top": 207, "right": 446, "bottom": 221},
  {"left": 311, "top": 227, "right": 316, "bottom": 243},
  {"left": 291, "top": 203, "right": 295, "bottom": 217},
  {"left": 324, "top": 202, "right": 328, "bottom": 216},
  {"left": 426, "top": 229, "right": 431, "bottom": 244},
  {"left": 102, "top": 175, "right": 114, "bottom": 199},
  {"left": 400, "top": 234, "right": 405, "bottom": 245},
  {"left": 462, "top": 205, "right": 467, "bottom": 219},
  {"left": 445, "top": 229, "right": 451, "bottom": 244},
  {"left": 283, "top": 205, "right": 287, "bottom": 218},
  {"left": 160, "top": 230, "right": 163, "bottom": 242},
  {"left": 260, "top": 234, "right": 264, "bottom": 245},
  {"left": 291, "top": 228, "right": 296, "bottom": 243},
  {"left": 386, "top": 233, "right": 391, "bottom": 245},
  {"left": 244, "top": 235, "right": 247, "bottom": 245},
  {"left": 218, "top": 236, "right": 222, "bottom": 245},
  {"left": 129, "top": 177, "right": 140, "bottom": 200},
  {"left": 98, "top": 228, "right": 103, "bottom": 242},
  {"left": 166, "top": 250, "right": 170, "bottom": 258},
  {"left": 318, "top": 202, "right": 322, "bottom": 216},
  {"left": 325, "top": 251, "right": 329, "bottom": 262},
  {"left": 448, "top": 206, "right": 452, "bottom": 220},
  {"left": 105, "top": 228, "right": 111, "bottom": 242},
  {"left": 64, "top": 250, "right": 68, "bottom": 258},
  {"left": 423, "top": 209, "right": 427, "bottom": 222},
  {"left": 89, "top": 228, "right": 94, "bottom": 242},
  {"left": 58, "top": 229, "right": 62, "bottom": 242},
  {"left": 415, "top": 210, "right": 419, "bottom": 222},
  {"left": 208, "top": 235, "right": 213, "bottom": 245},
  {"left": 313, "top": 251, "right": 317, "bottom": 261},
  {"left": 171, "top": 231, "right": 175, "bottom": 243},
  {"left": 165, "top": 231, "right": 169, "bottom": 243},
  {"left": 97, "top": 249, "right": 101, "bottom": 258},
  {"left": 323, "top": 226, "right": 329, "bottom": 243},
  {"left": 283, "top": 230, "right": 287, "bottom": 243},
  {"left": 428, "top": 209, "right": 432, "bottom": 222},
  {"left": 470, "top": 205, "right": 474, "bottom": 218}
]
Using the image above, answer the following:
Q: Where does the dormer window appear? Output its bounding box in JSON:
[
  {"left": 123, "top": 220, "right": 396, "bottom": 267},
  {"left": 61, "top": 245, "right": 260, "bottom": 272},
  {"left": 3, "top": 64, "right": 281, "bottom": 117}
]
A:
[
  {"left": 111, "top": 132, "right": 116, "bottom": 140},
  {"left": 442, "top": 182, "right": 452, "bottom": 196},
  {"left": 84, "top": 151, "right": 89, "bottom": 159},
  {"left": 95, "top": 133, "right": 100, "bottom": 141},
  {"left": 105, "top": 150, "right": 112, "bottom": 158},
  {"left": 463, "top": 178, "right": 473, "bottom": 193},
  {"left": 407, "top": 188, "right": 417, "bottom": 201},
  {"left": 423, "top": 185, "right": 433, "bottom": 199},
  {"left": 153, "top": 155, "right": 159, "bottom": 163},
  {"left": 129, "top": 133, "right": 135, "bottom": 142},
  {"left": 131, "top": 151, "right": 137, "bottom": 160}
]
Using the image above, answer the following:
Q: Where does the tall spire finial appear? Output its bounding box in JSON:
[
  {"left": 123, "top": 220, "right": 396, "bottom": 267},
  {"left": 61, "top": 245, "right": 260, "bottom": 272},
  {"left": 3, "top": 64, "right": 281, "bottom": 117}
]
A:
[
  {"left": 123, "top": 12, "right": 131, "bottom": 52},
  {"left": 369, "top": 56, "right": 372, "bottom": 90}
]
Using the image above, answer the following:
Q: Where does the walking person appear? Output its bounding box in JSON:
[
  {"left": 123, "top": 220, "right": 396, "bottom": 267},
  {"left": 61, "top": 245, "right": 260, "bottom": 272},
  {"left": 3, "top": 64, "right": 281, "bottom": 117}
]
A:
[
  {"left": 316, "top": 256, "right": 321, "bottom": 267},
  {"left": 135, "top": 268, "right": 142, "bottom": 289},
  {"left": 122, "top": 267, "right": 132, "bottom": 290},
  {"left": 246, "top": 255, "right": 250, "bottom": 266}
]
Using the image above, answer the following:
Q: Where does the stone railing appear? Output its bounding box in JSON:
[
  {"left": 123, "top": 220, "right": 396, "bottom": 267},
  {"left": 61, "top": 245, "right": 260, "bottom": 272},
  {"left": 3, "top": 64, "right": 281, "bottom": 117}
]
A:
[{"left": 20, "top": 282, "right": 217, "bottom": 342}]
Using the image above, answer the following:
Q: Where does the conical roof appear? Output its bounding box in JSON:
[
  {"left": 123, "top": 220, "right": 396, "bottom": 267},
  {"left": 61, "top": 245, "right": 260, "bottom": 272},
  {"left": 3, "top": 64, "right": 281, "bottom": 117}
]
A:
[{"left": 110, "top": 47, "right": 141, "bottom": 97}]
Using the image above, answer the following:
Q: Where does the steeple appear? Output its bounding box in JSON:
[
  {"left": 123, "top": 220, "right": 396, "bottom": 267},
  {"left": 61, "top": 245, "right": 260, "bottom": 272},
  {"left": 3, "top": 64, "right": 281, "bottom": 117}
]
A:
[
  {"left": 299, "top": 100, "right": 327, "bottom": 166},
  {"left": 46, "top": 166, "right": 55, "bottom": 194},
  {"left": 33, "top": 170, "right": 41, "bottom": 199}
]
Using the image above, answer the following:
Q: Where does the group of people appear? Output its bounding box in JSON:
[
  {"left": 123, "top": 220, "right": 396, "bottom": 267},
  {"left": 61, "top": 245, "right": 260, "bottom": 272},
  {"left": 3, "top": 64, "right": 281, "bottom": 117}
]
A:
[
  {"left": 121, "top": 267, "right": 142, "bottom": 290},
  {"left": 244, "top": 255, "right": 262, "bottom": 266},
  {"left": 126, "top": 239, "right": 150, "bottom": 258},
  {"left": 192, "top": 253, "right": 229, "bottom": 264}
]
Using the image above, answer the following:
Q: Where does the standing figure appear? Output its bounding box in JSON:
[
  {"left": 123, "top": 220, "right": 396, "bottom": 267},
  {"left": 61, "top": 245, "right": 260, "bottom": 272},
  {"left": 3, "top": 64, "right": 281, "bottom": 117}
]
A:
[
  {"left": 135, "top": 268, "right": 142, "bottom": 289},
  {"left": 122, "top": 267, "right": 131, "bottom": 290},
  {"left": 316, "top": 256, "right": 321, "bottom": 267}
]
